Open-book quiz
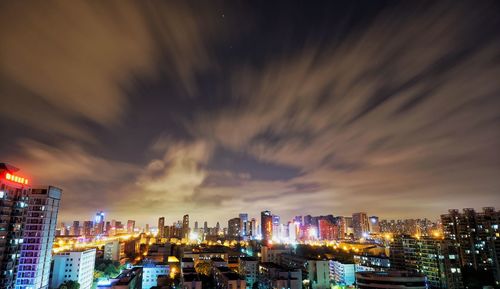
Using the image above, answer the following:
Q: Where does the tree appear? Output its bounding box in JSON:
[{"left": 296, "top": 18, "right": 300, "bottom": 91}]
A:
[
  {"left": 94, "top": 258, "right": 122, "bottom": 278},
  {"left": 195, "top": 261, "right": 212, "bottom": 276},
  {"left": 58, "top": 280, "right": 80, "bottom": 289}
]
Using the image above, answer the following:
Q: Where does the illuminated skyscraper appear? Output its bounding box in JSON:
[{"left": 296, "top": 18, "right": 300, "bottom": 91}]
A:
[
  {"left": 293, "top": 216, "right": 303, "bottom": 225},
  {"left": 352, "top": 212, "right": 370, "bottom": 239},
  {"left": 272, "top": 215, "right": 280, "bottom": 240},
  {"left": 16, "top": 185, "right": 62, "bottom": 289},
  {"left": 158, "top": 217, "right": 165, "bottom": 238},
  {"left": 94, "top": 211, "right": 105, "bottom": 235},
  {"left": 369, "top": 216, "right": 380, "bottom": 234},
  {"left": 127, "top": 220, "right": 135, "bottom": 233},
  {"left": 249, "top": 218, "right": 257, "bottom": 238},
  {"left": 318, "top": 218, "right": 337, "bottom": 240},
  {"left": 0, "top": 164, "right": 30, "bottom": 289},
  {"left": 239, "top": 213, "right": 248, "bottom": 237},
  {"left": 261, "top": 210, "right": 273, "bottom": 242},
  {"left": 182, "top": 214, "right": 189, "bottom": 239},
  {"left": 70, "top": 221, "right": 80, "bottom": 236},
  {"left": 228, "top": 217, "right": 241, "bottom": 237},
  {"left": 83, "top": 221, "right": 93, "bottom": 236}
]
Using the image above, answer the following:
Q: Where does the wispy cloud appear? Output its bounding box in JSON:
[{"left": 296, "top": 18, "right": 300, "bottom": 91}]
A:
[{"left": 1, "top": 1, "right": 499, "bottom": 224}]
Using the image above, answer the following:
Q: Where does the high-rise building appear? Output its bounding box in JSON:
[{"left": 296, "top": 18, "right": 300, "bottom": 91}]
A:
[
  {"left": 182, "top": 215, "right": 190, "bottom": 239},
  {"left": 59, "top": 222, "right": 68, "bottom": 236},
  {"left": 293, "top": 216, "right": 303, "bottom": 226},
  {"left": 319, "top": 218, "right": 338, "bottom": 240},
  {"left": 289, "top": 221, "right": 300, "bottom": 242},
  {"left": 304, "top": 215, "right": 313, "bottom": 226},
  {"left": 250, "top": 218, "right": 257, "bottom": 238},
  {"left": 51, "top": 249, "right": 96, "bottom": 289},
  {"left": 239, "top": 213, "right": 248, "bottom": 237},
  {"left": 441, "top": 208, "right": 500, "bottom": 285},
  {"left": 352, "top": 212, "right": 370, "bottom": 239},
  {"left": 127, "top": 220, "right": 135, "bottom": 233},
  {"left": 70, "top": 221, "right": 80, "bottom": 236},
  {"left": 158, "top": 217, "right": 165, "bottom": 238},
  {"left": 228, "top": 218, "right": 241, "bottom": 238},
  {"left": 261, "top": 210, "right": 273, "bottom": 242},
  {"left": 0, "top": 164, "right": 30, "bottom": 289},
  {"left": 379, "top": 218, "right": 437, "bottom": 236},
  {"left": 369, "top": 216, "right": 380, "bottom": 234},
  {"left": 272, "top": 215, "right": 280, "bottom": 240},
  {"left": 94, "top": 210, "right": 105, "bottom": 235},
  {"left": 82, "top": 221, "right": 93, "bottom": 236},
  {"left": 16, "top": 186, "right": 61, "bottom": 289},
  {"left": 104, "top": 240, "right": 124, "bottom": 262},
  {"left": 336, "top": 216, "right": 347, "bottom": 239},
  {"left": 390, "top": 235, "right": 463, "bottom": 289},
  {"left": 344, "top": 216, "right": 354, "bottom": 237},
  {"left": 105, "top": 221, "right": 111, "bottom": 235}
]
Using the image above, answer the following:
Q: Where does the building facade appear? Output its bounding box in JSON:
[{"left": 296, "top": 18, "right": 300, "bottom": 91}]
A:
[
  {"left": 352, "top": 212, "right": 370, "bottom": 240},
  {"left": 51, "top": 249, "right": 96, "bottom": 289},
  {"left": 441, "top": 207, "right": 500, "bottom": 285},
  {"left": 238, "top": 257, "right": 258, "bottom": 289},
  {"left": 261, "top": 211, "right": 273, "bottom": 242},
  {"left": 16, "top": 186, "right": 61, "bottom": 289},
  {"left": 329, "top": 260, "right": 355, "bottom": 286},
  {"left": 0, "top": 164, "right": 30, "bottom": 289},
  {"left": 104, "top": 240, "right": 124, "bottom": 262},
  {"left": 142, "top": 262, "right": 169, "bottom": 289},
  {"left": 390, "top": 235, "right": 463, "bottom": 288},
  {"left": 228, "top": 218, "right": 241, "bottom": 238}
]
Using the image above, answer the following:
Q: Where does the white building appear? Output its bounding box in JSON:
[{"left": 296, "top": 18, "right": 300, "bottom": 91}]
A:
[
  {"left": 104, "top": 240, "right": 124, "bottom": 262},
  {"left": 329, "top": 260, "right": 355, "bottom": 286},
  {"left": 16, "top": 186, "right": 62, "bottom": 289},
  {"left": 51, "top": 249, "right": 96, "bottom": 289},
  {"left": 142, "top": 262, "right": 169, "bottom": 289},
  {"left": 307, "top": 260, "right": 329, "bottom": 289}
]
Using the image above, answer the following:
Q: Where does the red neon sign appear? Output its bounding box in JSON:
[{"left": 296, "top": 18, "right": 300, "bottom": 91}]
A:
[{"left": 5, "top": 173, "right": 29, "bottom": 185}]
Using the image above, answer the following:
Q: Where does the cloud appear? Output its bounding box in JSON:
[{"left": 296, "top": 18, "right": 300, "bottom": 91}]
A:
[
  {"left": 2, "top": 1, "right": 499, "bottom": 224},
  {"left": 0, "top": 1, "right": 216, "bottom": 139},
  {"left": 8, "top": 140, "right": 140, "bottom": 218},
  {"left": 185, "top": 2, "right": 500, "bottom": 219}
]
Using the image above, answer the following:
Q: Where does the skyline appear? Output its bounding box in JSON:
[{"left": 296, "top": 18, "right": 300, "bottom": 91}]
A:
[
  {"left": 1, "top": 1, "right": 499, "bottom": 224},
  {"left": 56, "top": 207, "right": 475, "bottom": 228}
]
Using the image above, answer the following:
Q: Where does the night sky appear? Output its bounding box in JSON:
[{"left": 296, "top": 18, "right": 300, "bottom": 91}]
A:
[{"left": 1, "top": 1, "right": 499, "bottom": 225}]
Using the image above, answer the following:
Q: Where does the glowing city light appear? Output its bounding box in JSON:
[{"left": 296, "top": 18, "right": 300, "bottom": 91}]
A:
[{"left": 4, "top": 173, "right": 28, "bottom": 185}]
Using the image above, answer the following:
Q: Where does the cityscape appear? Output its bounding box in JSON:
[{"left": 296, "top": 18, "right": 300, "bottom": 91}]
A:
[
  {"left": 1, "top": 1, "right": 500, "bottom": 289},
  {"left": 2, "top": 164, "right": 499, "bottom": 289}
]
